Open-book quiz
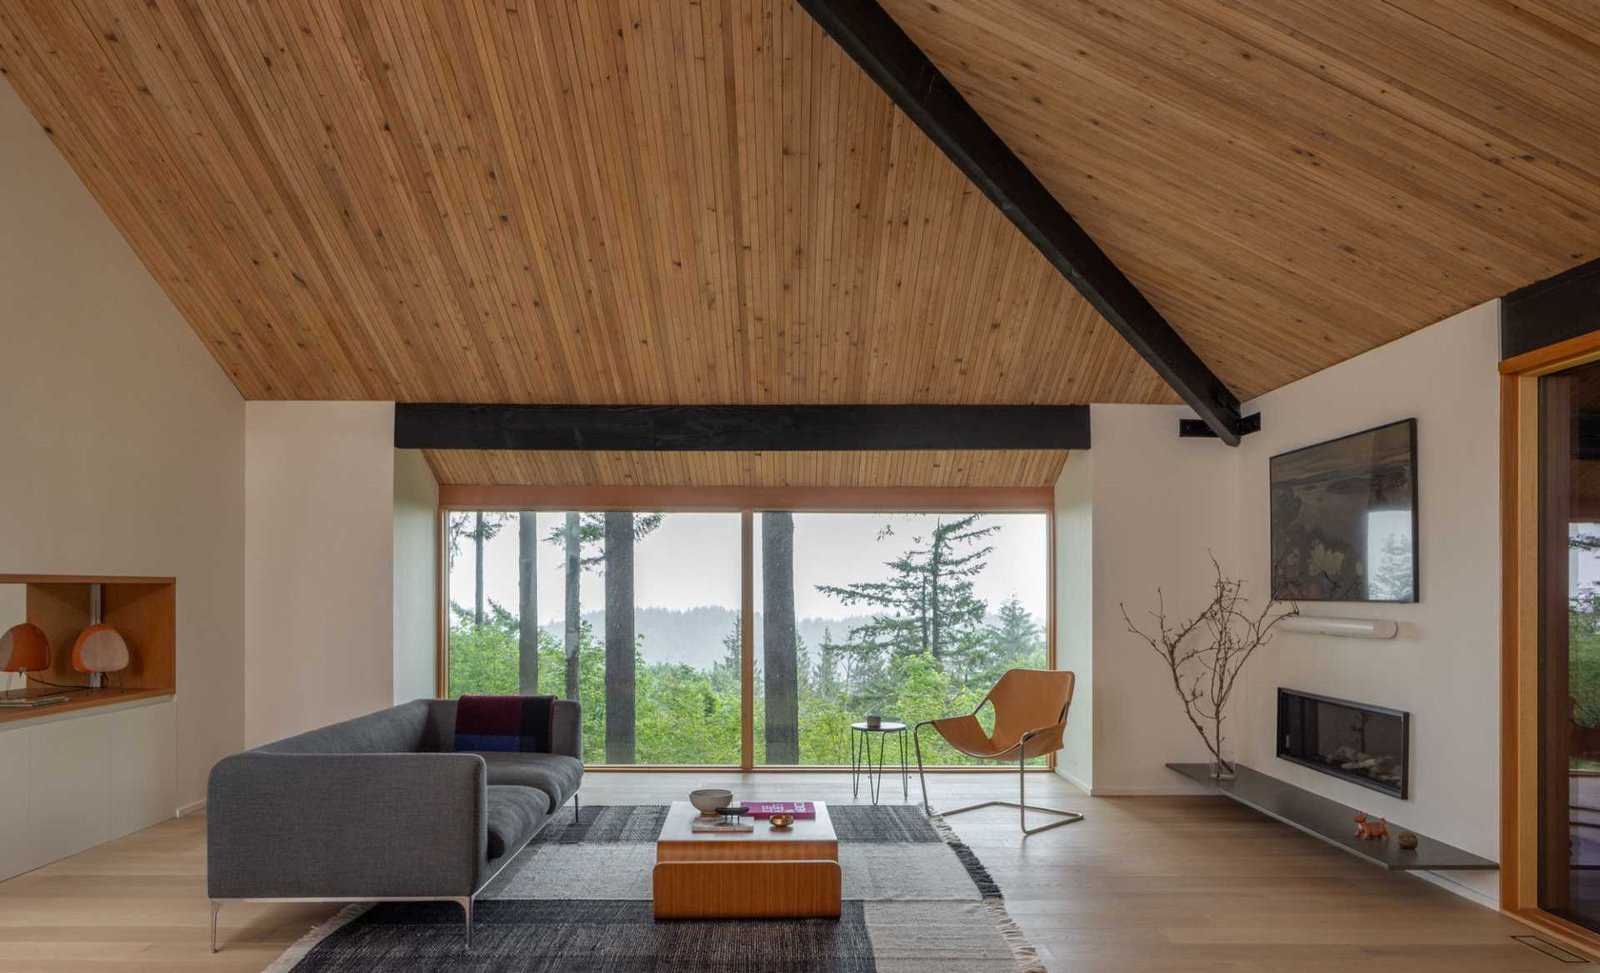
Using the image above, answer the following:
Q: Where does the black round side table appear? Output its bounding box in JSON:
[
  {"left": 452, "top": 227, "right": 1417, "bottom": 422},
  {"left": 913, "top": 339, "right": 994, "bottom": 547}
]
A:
[{"left": 850, "top": 720, "right": 908, "bottom": 804}]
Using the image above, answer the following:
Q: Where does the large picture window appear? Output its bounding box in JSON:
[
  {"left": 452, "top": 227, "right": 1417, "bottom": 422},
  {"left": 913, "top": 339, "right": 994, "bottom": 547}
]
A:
[
  {"left": 442, "top": 500, "right": 1051, "bottom": 768},
  {"left": 445, "top": 510, "right": 742, "bottom": 765},
  {"left": 754, "top": 512, "right": 1049, "bottom": 765}
]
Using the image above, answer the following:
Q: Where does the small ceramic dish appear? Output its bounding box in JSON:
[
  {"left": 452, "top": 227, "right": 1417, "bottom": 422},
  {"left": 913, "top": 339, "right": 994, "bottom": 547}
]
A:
[{"left": 769, "top": 813, "right": 795, "bottom": 830}]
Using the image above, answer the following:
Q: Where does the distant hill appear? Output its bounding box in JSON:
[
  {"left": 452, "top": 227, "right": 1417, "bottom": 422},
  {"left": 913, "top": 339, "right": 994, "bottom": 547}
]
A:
[
  {"left": 536, "top": 606, "right": 872, "bottom": 670},
  {"left": 536, "top": 605, "right": 1041, "bottom": 670}
]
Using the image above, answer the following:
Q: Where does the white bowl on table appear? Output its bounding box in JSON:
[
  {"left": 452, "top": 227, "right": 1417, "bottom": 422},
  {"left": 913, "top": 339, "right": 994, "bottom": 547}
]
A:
[{"left": 690, "top": 788, "right": 733, "bottom": 817}]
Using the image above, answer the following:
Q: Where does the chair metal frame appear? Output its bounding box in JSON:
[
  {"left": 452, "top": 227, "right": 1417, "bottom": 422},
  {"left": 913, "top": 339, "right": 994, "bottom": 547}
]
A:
[{"left": 913, "top": 673, "right": 1084, "bottom": 836}]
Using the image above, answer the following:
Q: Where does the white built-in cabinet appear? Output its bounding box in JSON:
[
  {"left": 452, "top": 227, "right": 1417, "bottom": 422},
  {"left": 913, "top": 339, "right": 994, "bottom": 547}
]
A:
[{"left": 0, "top": 697, "right": 175, "bottom": 881}]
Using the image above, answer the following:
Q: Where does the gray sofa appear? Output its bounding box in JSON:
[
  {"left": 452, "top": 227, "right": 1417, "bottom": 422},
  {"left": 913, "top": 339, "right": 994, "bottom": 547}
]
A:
[{"left": 206, "top": 698, "right": 582, "bottom": 950}]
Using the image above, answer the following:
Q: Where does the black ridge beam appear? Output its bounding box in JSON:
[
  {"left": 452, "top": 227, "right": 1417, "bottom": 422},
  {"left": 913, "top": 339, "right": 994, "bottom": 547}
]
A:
[
  {"left": 394, "top": 404, "right": 1091, "bottom": 452},
  {"left": 797, "top": 0, "right": 1243, "bottom": 445}
]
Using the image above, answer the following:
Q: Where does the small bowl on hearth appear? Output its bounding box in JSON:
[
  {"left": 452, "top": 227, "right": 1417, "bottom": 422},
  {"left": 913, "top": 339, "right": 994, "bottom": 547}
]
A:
[{"left": 691, "top": 788, "right": 734, "bottom": 817}]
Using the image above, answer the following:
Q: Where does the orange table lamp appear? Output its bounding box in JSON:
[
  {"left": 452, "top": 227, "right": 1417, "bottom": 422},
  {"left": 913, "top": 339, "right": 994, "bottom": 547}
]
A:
[
  {"left": 72, "top": 623, "right": 129, "bottom": 689},
  {"left": 0, "top": 622, "right": 49, "bottom": 674}
]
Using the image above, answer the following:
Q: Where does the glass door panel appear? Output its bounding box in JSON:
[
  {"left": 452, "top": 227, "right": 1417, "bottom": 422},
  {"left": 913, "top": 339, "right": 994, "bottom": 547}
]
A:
[{"left": 1540, "top": 360, "right": 1600, "bottom": 929}]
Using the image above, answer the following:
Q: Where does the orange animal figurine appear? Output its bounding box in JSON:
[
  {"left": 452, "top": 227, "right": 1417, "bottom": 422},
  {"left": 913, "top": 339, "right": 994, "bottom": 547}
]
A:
[{"left": 1353, "top": 813, "right": 1389, "bottom": 840}]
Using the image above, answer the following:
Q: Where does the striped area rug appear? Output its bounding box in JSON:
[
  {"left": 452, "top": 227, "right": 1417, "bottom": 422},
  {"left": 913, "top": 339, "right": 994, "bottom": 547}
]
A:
[{"left": 267, "top": 804, "right": 1042, "bottom": 972}]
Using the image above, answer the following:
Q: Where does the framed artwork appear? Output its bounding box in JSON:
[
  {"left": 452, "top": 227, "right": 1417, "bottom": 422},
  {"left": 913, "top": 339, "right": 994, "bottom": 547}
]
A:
[{"left": 1269, "top": 419, "right": 1418, "bottom": 602}]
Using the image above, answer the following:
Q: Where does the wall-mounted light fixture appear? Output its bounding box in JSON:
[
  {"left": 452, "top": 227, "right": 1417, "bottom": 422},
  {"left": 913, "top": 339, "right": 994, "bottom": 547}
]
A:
[{"left": 1278, "top": 616, "right": 1398, "bottom": 640}]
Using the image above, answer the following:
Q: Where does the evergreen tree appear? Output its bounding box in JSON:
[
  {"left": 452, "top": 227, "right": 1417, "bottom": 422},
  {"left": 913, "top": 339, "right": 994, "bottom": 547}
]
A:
[
  {"left": 562, "top": 511, "right": 582, "bottom": 700},
  {"left": 817, "top": 514, "right": 997, "bottom": 697},
  {"left": 447, "top": 512, "right": 510, "bottom": 627},
  {"left": 814, "top": 628, "right": 843, "bottom": 699},
  {"left": 445, "top": 511, "right": 510, "bottom": 628},
  {"left": 596, "top": 511, "right": 664, "bottom": 763},
  {"left": 547, "top": 512, "right": 603, "bottom": 702},
  {"left": 711, "top": 619, "right": 742, "bottom": 695},
  {"left": 604, "top": 512, "right": 637, "bottom": 764},
  {"left": 545, "top": 512, "right": 663, "bottom": 706},
  {"left": 983, "top": 595, "right": 1045, "bottom": 684},
  {"left": 762, "top": 511, "right": 799, "bottom": 764},
  {"left": 518, "top": 512, "right": 538, "bottom": 694}
]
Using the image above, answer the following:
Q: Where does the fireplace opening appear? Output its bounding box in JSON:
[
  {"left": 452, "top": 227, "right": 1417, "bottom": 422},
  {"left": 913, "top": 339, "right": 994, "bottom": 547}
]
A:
[{"left": 1277, "top": 688, "right": 1410, "bottom": 799}]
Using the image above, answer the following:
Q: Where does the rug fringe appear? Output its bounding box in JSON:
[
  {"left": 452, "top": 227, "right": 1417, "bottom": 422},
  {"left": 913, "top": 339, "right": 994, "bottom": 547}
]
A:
[
  {"left": 926, "top": 808, "right": 961, "bottom": 844},
  {"left": 262, "top": 903, "right": 369, "bottom": 973},
  {"left": 983, "top": 898, "right": 1047, "bottom": 973},
  {"left": 929, "top": 810, "right": 1047, "bottom": 973}
]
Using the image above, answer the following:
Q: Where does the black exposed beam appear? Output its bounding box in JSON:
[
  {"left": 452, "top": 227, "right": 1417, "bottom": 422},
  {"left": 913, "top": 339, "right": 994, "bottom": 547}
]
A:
[
  {"left": 796, "top": 0, "right": 1244, "bottom": 445},
  {"left": 1503, "top": 257, "right": 1600, "bottom": 360},
  {"left": 394, "top": 404, "right": 1091, "bottom": 452}
]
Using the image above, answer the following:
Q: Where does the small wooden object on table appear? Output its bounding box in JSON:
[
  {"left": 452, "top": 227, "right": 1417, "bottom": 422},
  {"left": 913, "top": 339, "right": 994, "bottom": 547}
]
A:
[{"left": 653, "top": 800, "right": 840, "bottom": 920}]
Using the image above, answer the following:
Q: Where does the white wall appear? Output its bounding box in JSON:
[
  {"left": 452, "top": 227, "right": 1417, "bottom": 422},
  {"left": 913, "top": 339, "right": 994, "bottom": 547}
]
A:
[
  {"left": 0, "top": 81, "right": 245, "bottom": 808},
  {"left": 1056, "top": 405, "right": 1243, "bottom": 795},
  {"left": 244, "top": 403, "right": 396, "bottom": 745},
  {"left": 393, "top": 449, "right": 439, "bottom": 704},
  {"left": 1054, "top": 451, "right": 1095, "bottom": 790},
  {"left": 1057, "top": 300, "right": 1502, "bottom": 904},
  {"left": 1236, "top": 300, "right": 1501, "bottom": 904}
]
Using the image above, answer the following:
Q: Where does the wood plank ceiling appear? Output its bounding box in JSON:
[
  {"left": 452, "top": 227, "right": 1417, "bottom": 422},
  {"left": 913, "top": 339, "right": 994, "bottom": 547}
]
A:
[
  {"left": 0, "top": 0, "right": 1168, "bottom": 408},
  {"left": 2, "top": 2, "right": 1599, "bottom": 487},
  {"left": 881, "top": 0, "right": 1600, "bottom": 396},
  {"left": 428, "top": 449, "right": 1069, "bottom": 488}
]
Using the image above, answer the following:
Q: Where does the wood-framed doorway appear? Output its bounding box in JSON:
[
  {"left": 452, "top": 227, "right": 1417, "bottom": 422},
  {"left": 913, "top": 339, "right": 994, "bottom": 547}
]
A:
[
  {"left": 1502, "top": 330, "right": 1600, "bottom": 953},
  {"left": 433, "top": 483, "right": 1058, "bottom": 774}
]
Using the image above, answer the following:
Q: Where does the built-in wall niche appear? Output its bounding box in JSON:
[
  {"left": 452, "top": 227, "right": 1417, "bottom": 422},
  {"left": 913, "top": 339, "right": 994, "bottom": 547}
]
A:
[{"left": 0, "top": 574, "right": 175, "bottom": 724}]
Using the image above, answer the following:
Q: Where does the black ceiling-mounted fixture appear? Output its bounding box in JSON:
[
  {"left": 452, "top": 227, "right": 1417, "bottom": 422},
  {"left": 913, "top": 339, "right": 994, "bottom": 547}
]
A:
[
  {"left": 1179, "top": 413, "right": 1261, "bottom": 439},
  {"left": 796, "top": 0, "right": 1250, "bottom": 445}
]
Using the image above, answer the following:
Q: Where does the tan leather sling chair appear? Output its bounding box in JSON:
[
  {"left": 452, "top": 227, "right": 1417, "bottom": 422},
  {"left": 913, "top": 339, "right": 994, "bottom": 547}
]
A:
[{"left": 913, "top": 668, "right": 1084, "bottom": 835}]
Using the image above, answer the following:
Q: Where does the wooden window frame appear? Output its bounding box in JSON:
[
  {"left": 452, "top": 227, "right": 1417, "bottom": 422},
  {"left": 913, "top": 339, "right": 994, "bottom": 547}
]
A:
[
  {"left": 434, "top": 484, "right": 1057, "bottom": 773},
  {"left": 1501, "top": 331, "right": 1600, "bottom": 953}
]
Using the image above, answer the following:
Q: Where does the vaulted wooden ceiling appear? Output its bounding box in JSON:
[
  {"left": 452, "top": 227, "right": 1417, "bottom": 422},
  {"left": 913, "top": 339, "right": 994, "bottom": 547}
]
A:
[
  {"left": 882, "top": 0, "right": 1600, "bottom": 398},
  {"left": 2, "top": 1, "right": 1598, "bottom": 486},
  {"left": 0, "top": 0, "right": 1170, "bottom": 408}
]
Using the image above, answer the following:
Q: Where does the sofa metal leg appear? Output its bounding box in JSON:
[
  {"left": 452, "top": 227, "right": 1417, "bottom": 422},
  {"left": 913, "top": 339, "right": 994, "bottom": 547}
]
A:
[
  {"left": 455, "top": 896, "right": 473, "bottom": 950},
  {"left": 209, "top": 899, "right": 222, "bottom": 953},
  {"left": 573, "top": 791, "right": 580, "bottom": 822}
]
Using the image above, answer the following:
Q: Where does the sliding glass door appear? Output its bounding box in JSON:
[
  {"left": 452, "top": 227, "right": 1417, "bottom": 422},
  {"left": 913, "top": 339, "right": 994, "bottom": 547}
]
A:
[
  {"left": 1540, "top": 361, "right": 1600, "bottom": 930},
  {"left": 442, "top": 505, "right": 1051, "bottom": 767}
]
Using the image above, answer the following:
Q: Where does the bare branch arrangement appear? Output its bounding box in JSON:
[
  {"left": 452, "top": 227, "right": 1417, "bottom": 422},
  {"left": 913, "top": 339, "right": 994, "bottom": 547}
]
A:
[{"left": 1121, "top": 554, "right": 1298, "bottom": 777}]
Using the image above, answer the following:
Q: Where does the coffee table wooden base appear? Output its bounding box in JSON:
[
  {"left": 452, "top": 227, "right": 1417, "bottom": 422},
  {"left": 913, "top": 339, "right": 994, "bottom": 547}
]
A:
[
  {"left": 652, "top": 860, "right": 842, "bottom": 919},
  {"left": 653, "top": 802, "right": 841, "bottom": 920}
]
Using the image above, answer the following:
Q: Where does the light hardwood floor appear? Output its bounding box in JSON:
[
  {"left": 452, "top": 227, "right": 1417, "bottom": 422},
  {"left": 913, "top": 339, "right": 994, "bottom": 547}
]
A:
[{"left": 0, "top": 771, "right": 1583, "bottom": 972}]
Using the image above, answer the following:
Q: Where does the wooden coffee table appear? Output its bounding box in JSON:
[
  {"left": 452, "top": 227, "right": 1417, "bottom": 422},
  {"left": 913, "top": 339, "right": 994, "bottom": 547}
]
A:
[{"left": 653, "top": 801, "right": 841, "bottom": 919}]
